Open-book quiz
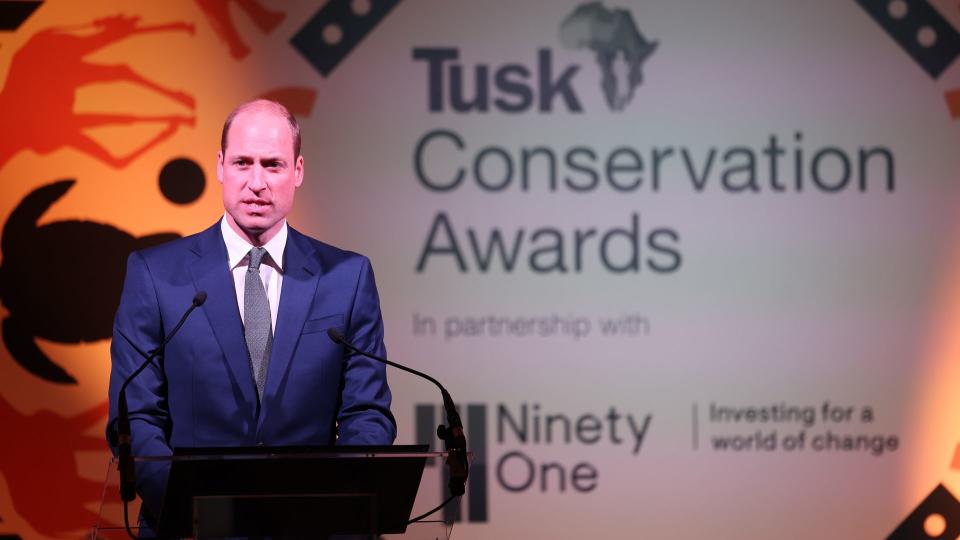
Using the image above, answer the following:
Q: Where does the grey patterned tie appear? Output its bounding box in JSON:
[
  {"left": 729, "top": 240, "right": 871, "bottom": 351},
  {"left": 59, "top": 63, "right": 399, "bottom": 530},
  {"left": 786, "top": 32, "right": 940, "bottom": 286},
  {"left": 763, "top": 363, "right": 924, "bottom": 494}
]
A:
[{"left": 244, "top": 247, "right": 273, "bottom": 401}]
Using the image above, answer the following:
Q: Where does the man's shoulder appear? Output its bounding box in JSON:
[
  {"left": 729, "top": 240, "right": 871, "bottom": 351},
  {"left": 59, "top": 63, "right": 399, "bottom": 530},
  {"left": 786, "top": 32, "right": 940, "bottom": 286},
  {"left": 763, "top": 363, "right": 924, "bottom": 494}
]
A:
[
  {"left": 134, "top": 222, "right": 219, "bottom": 264},
  {"left": 288, "top": 226, "right": 371, "bottom": 268}
]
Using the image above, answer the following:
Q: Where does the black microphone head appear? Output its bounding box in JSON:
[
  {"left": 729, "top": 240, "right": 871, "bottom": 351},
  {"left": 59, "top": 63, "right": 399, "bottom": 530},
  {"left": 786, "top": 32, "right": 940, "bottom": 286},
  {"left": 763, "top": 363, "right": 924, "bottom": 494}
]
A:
[
  {"left": 193, "top": 291, "right": 207, "bottom": 306},
  {"left": 327, "top": 328, "right": 345, "bottom": 344}
]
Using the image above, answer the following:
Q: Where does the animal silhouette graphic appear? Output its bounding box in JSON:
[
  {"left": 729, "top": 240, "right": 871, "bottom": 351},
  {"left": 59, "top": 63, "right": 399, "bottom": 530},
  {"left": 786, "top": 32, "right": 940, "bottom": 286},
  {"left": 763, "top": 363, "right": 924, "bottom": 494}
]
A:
[
  {"left": 0, "top": 395, "right": 109, "bottom": 538},
  {"left": 0, "top": 15, "right": 196, "bottom": 169},
  {"left": 194, "top": 0, "right": 285, "bottom": 60},
  {"left": 0, "top": 180, "right": 179, "bottom": 384}
]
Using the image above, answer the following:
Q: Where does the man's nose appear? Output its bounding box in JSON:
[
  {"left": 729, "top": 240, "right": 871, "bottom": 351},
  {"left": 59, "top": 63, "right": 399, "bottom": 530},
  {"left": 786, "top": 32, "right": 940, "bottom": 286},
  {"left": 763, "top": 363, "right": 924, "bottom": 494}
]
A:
[{"left": 248, "top": 165, "right": 267, "bottom": 191}]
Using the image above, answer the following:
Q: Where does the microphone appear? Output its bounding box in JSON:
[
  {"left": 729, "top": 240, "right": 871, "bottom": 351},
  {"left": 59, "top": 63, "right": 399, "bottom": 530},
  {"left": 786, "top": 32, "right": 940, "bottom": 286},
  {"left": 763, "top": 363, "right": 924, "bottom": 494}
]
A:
[
  {"left": 326, "top": 329, "right": 468, "bottom": 496},
  {"left": 115, "top": 290, "right": 207, "bottom": 502}
]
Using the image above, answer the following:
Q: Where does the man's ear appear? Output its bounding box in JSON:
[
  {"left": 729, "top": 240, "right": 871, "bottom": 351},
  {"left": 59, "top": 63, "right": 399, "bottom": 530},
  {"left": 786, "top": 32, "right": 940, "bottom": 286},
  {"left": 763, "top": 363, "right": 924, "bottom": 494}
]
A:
[
  {"left": 295, "top": 154, "right": 304, "bottom": 188},
  {"left": 216, "top": 151, "right": 224, "bottom": 184}
]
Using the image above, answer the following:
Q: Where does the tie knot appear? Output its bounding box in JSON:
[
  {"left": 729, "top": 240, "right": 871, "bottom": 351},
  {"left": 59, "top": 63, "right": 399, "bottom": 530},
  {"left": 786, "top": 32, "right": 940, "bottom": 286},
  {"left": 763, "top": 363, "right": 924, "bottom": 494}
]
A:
[{"left": 248, "top": 247, "right": 267, "bottom": 271}]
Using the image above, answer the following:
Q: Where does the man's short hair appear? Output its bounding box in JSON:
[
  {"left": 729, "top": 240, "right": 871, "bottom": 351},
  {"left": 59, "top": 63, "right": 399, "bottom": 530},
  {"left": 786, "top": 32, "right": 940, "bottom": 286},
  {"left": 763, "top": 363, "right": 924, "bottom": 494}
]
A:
[{"left": 220, "top": 99, "right": 301, "bottom": 158}]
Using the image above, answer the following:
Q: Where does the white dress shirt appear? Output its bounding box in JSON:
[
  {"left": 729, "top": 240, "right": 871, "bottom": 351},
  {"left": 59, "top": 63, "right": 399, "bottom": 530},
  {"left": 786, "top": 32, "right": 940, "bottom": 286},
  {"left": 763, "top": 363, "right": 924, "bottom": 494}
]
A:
[{"left": 220, "top": 215, "right": 286, "bottom": 333}]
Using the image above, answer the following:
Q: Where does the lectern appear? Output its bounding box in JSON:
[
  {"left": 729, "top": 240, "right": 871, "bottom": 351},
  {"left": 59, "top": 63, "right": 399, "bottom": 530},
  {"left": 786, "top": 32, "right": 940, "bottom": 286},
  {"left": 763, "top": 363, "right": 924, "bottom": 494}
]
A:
[{"left": 92, "top": 445, "right": 457, "bottom": 539}]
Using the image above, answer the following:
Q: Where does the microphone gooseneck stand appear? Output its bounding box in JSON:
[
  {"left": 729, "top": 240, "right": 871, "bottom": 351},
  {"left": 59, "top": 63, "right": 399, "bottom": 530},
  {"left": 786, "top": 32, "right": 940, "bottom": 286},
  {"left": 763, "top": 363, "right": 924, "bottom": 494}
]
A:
[
  {"left": 326, "top": 329, "right": 469, "bottom": 525},
  {"left": 114, "top": 291, "right": 207, "bottom": 540}
]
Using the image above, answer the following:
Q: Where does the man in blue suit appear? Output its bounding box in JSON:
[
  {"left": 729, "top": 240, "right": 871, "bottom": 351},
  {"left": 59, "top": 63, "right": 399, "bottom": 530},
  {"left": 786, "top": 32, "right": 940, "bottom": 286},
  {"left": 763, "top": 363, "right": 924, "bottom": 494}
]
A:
[{"left": 106, "top": 100, "right": 396, "bottom": 522}]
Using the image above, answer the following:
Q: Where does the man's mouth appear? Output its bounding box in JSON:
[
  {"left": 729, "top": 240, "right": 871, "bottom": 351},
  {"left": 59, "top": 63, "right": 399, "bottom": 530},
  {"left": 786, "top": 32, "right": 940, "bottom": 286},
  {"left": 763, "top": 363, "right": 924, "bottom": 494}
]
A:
[{"left": 242, "top": 199, "right": 270, "bottom": 209}]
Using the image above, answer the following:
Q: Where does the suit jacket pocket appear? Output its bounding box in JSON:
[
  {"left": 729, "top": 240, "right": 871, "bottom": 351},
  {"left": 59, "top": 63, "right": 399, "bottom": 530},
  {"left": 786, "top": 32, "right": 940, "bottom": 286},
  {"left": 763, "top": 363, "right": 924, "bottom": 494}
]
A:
[{"left": 302, "top": 314, "right": 344, "bottom": 334}]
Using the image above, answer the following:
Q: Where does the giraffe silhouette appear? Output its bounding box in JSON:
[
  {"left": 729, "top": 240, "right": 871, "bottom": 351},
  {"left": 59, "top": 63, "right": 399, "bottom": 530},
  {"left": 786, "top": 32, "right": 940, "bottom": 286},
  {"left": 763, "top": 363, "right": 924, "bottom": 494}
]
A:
[{"left": 0, "top": 14, "right": 197, "bottom": 169}]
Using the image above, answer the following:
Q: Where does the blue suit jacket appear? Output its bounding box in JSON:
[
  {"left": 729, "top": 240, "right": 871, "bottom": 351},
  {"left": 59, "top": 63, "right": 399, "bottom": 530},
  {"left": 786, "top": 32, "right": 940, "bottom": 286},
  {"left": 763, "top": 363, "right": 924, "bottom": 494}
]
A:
[{"left": 106, "top": 223, "right": 396, "bottom": 518}]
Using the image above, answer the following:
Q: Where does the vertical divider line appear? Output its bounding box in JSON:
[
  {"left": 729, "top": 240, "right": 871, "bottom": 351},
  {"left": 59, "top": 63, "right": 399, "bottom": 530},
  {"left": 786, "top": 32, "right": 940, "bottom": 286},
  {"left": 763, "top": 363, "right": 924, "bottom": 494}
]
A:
[{"left": 693, "top": 402, "right": 699, "bottom": 451}]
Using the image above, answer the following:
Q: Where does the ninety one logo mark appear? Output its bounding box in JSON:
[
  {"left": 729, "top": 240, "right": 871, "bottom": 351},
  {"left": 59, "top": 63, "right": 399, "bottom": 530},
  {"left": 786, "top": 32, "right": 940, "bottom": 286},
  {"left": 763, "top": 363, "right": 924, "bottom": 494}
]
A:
[
  {"left": 416, "top": 403, "right": 489, "bottom": 523},
  {"left": 415, "top": 401, "right": 649, "bottom": 524}
]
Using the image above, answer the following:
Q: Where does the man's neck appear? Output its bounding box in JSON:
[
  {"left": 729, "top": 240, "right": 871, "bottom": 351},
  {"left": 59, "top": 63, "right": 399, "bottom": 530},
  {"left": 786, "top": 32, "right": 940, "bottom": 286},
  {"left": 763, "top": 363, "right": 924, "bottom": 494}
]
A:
[{"left": 225, "top": 216, "right": 281, "bottom": 247}]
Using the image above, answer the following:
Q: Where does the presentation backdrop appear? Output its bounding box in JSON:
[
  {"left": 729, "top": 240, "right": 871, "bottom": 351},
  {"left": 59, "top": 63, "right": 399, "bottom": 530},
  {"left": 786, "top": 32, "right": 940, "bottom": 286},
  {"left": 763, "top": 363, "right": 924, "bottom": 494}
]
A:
[{"left": 1, "top": 1, "right": 960, "bottom": 538}]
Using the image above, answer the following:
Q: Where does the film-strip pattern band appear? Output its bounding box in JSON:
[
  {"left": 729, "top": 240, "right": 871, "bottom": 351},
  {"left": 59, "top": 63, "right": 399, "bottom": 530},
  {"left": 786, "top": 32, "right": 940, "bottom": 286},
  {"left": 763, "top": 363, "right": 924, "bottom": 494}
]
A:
[
  {"left": 0, "top": 0, "right": 42, "bottom": 31},
  {"left": 855, "top": 0, "right": 960, "bottom": 78},
  {"left": 888, "top": 484, "right": 960, "bottom": 539},
  {"left": 291, "top": 0, "right": 402, "bottom": 77},
  {"left": 416, "top": 403, "right": 488, "bottom": 523}
]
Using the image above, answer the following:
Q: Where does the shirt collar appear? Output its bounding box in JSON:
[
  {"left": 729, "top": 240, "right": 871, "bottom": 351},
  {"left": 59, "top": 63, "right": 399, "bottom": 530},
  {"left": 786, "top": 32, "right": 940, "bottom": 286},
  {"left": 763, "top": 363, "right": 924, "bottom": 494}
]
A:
[{"left": 220, "top": 214, "right": 287, "bottom": 272}]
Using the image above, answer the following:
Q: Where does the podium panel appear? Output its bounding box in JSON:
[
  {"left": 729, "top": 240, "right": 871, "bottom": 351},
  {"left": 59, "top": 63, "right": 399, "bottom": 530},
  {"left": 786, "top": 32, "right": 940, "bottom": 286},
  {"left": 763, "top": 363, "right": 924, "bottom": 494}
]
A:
[{"left": 92, "top": 446, "right": 459, "bottom": 540}]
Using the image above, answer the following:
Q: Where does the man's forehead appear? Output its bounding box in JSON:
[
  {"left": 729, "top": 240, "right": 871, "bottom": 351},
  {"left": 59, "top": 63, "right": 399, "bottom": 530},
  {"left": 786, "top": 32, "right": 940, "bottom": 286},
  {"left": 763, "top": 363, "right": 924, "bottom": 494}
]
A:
[{"left": 224, "top": 109, "right": 293, "bottom": 152}]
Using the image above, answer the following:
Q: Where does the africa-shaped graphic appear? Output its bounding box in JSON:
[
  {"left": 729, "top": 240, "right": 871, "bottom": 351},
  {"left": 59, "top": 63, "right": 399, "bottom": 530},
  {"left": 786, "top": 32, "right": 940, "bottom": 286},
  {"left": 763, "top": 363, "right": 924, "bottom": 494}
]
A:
[
  {"left": 0, "top": 180, "right": 179, "bottom": 384},
  {"left": 560, "top": 2, "right": 658, "bottom": 111}
]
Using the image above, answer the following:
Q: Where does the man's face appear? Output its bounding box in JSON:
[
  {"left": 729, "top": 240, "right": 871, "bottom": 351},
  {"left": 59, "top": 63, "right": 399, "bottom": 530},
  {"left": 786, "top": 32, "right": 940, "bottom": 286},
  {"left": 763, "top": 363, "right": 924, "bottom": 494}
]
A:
[{"left": 217, "top": 108, "right": 304, "bottom": 244}]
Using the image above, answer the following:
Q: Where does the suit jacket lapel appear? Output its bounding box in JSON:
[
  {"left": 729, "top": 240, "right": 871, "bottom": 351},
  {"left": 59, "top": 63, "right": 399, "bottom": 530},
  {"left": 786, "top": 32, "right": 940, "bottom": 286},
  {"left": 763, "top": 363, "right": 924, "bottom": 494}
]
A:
[
  {"left": 188, "top": 224, "right": 258, "bottom": 409},
  {"left": 260, "top": 227, "right": 322, "bottom": 425}
]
